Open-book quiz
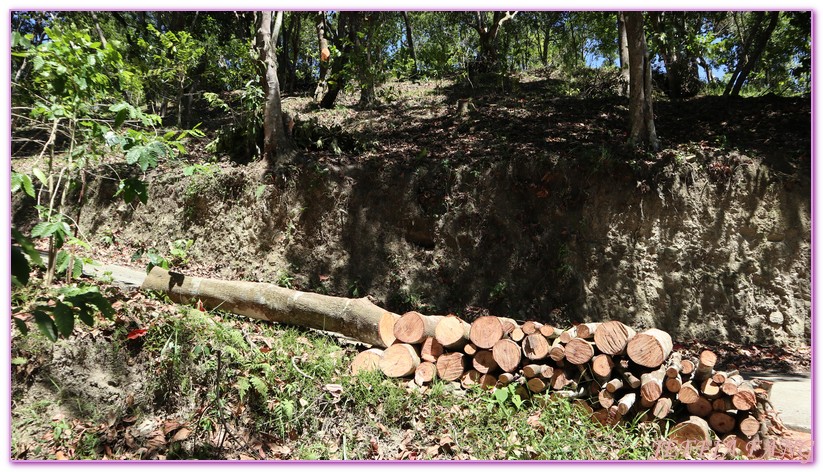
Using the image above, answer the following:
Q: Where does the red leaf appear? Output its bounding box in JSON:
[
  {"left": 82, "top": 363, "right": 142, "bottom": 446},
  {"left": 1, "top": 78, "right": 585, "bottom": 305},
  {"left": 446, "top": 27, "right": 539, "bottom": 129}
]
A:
[
  {"left": 259, "top": 346, "right": 272, "bottom": 353},
  {"left": 126, "top": 329, "right": 147, "bottom": 340}
]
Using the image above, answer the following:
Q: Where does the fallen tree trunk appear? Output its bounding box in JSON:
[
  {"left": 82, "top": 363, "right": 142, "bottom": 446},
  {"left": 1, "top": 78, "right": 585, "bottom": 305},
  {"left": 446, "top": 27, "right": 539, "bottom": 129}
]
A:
[{"left": 141, "top": 267, "right": 399, "bottom": 348}]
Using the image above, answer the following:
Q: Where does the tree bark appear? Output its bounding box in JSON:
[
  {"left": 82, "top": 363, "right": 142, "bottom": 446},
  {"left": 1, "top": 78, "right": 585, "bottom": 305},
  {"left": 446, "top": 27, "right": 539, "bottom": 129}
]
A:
[
  {"left": 313, "top": 12, "right": 331, "bottom": 102},
  {"left": 624, "top": 11, "right": 660, "bottom": 151},
  {"left": 320, "top": 12, "right": 359, "bottom": 109},
  {"left": 401, "top": 11, "right": 419, "bottom": 77},
  {"left": 256, "top": 11, "right": 292, "bottom": 163},
  {"left": 141, "top": 266, "right": 399, "bottom": 347},
  {"left": 617, "top": 12, "right": 630, "bottom": 96}
]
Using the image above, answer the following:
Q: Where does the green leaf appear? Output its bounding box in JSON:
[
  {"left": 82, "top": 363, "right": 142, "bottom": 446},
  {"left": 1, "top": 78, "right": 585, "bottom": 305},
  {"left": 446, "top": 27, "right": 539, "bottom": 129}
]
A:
[
  {"left": 52, "top": 303, "right": 75, "bottom": 337},
  {"left": 32, "top": 54, "right": 45, "bottom": 71},
  {"left": 30, "top": 222, "right": 50, "bottom": 238},
  {"left": 12, "top": 228, "right": 43, "bottom": 267},
  {"left": 33, "top": 310, "right": 58, "bottom": 342},
  {"left": 249, "top": 375, "right": 268, "bottom": 397},
  {"left": 11, "top": 357, "right": 28, "bottom": 366},
  {"left": 114, "top": 108, "right": 129, "bottom": 129},
  {"left": 11, "top": 246, "right": 31, "bottom": 286},
  {"left": 236, "top": 377, "right": 250, "bottom": 402},
  {"left": 13, "top": 318, "right": 29, "bottom": 336},
  {"left": 32, "top": 168, "right": 48, "bottom": 186},
  {"left": 115, "top": 178, "right": 148, "bottom": 205}
]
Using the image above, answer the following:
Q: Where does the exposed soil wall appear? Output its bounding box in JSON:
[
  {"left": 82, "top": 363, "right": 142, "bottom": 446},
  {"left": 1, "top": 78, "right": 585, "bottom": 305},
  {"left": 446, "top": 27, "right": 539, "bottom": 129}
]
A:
[{"left": 17, "top": 149, "right": 809, "bottom": 347}]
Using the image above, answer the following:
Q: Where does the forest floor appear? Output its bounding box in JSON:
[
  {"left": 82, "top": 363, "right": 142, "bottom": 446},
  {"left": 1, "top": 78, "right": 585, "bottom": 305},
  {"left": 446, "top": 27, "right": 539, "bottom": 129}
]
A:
[{"left": 10, "top": 73, "right": 813, "bottom": 461}]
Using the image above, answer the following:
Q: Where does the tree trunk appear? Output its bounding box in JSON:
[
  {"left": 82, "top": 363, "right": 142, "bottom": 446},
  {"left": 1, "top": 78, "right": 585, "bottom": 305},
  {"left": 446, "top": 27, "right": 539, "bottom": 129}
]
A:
[
  {"left": 320, "top": 12, "right": 359, "bottom": 109},
  {"left": 617, "top": 12, "right": 630, "bottom": 96},
  {"left": 313, "top": 12, "right": 331, "bottom": 102},
  {"left": 624, "top": 11, "right": 660, "bottom": 151},
  {"left": 256, "top": 11, "right": 291, "bottom": 163},
  {"left": 727, "top": 12, "right": 780, "bottom": 96},
  {"left": 401, "top": 11, "right": 419, "bottom": 77},
  {"left": 141, "top": 266, "right": 399, "bottom": 348}
]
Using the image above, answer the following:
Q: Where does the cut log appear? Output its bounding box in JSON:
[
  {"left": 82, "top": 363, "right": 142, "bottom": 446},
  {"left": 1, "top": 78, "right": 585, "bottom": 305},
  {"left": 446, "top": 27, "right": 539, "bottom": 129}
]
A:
[
  {"left": 492, "top": 339, "right": 522, "bottom": 373},
  {"left": 593, "top": 320, "right": 636, "bottom": 355},
  {"left": 521, "top": 320, "right": 542, "bottom": 335},
  {"left": 575, "top": 322, "right": 601, "bottom": 339},
  {"left": 472, "top": 349, "right": 498, "bottom": 374},
  {"left": 498, "top": 317, "right": 518, "bottom": 335},
  {"left": 605, "top": 378, "right": 624, "bottom": 394},
  {"left": 712, "top": 397, "right": 734, "bottom": 412},
  {"left": 556, "top": 326, "right": 577, "bottom": 344},
  {"left": 626, "top": 328, "right": 672, "bottom": 368},
  {"left": 379, "top": 312, "right": 401, "bottom": 347},
  {"left": 434, "top": 315, "right": 471, "bottom": 350},
  {"left": 652, "top": 397, "right": 673, "bottom": 419},
  {"left": 700, "top": 378, "right": 722, "bottom": 399},
  {"left": 463, "top": 343, "right": 478, "bottom": 356},
  {"left": 550, "top": 369, "right": 570, "bottom": 390},
  {"left": 539, "top": 324, "right": 556, "bottom": 338},
  {"left": 737, "top": 413, "right": 761, "bottom": 438},
  {"left": 564, "top": 338, "right": 595, "bottom": 365},
  {"left": 526, "top": 377, "right": 548, "bottom": 393},
  {"left": 712, "top": 370, "right": 738, "bottom": 385},
  {"left": 394, "top": 311, "right": 442, "bottom": 344},
  {"left": 469, "top": 316, "right": 504, "bottom": 349},
  {"left": 617, "top": 392, "right": 637, "bottom": 416},
  {"left": 708, "top": 411, "right": 736, "bottom": 435},
  {"left": 639, "top": 395, "right": 656, "bottom": 409},
  {"left": 680, "top": 358, "right": 696, "bottom": 376},
  {"left": 664, "top": 376, "right": 682, "bottom": 393},
  {"left": 640, "top": 366, "right": 666, "bottom": 403},
  {"left": 620, "top": 369, "right": 642, "bottom": 390},
  {"left": 669, "top": 416, "right": 711, "bottom": 444},
  {"left": 665, "top": 351, "right": 682, "bottom": 378},
  {"left": 141, "top": 267, "right": 402, "bottom": 347},
  {"left": 509, "top": 327, "right": 526, "bottom": 343},
  {"left": 549, "top": 344, "right": 566, "bottom": 362},
  {"left": 686, "top": 396, "right": 713, "bottom": 418},
  {"left": 522, "top": 364, "right": 549, "bottom": 379},
  {"left": 694, "top": 350, "right": 717, "bottom": 383},
  {"left": 522, "top": 333, "right": 551, "bottom": 361},
  {"left": 414, "top": 361, "right": 437, "bottom": 386},
  {"left": 592, "top": 405, "right": 622, "bottom": 426},
  {"left": 351, "top": 348, "right": 384, "bottom": 375},
  {"left": 379, "top": 343, "right": 420, "bottom": 378},
  {"left": 478, "top": 373, "right": 497, "bottom": 389},
  {"left": 420, "top": 337, "right": 444, "bottom": 363},
  {"left": 722, "top": 374, "right": 744, "bottom": 396},
  {"left": 461, "top": 369, "right": 482, "bottom": 389},
  {"left": 732, "top": 381, "right": 757, "bottom": 411},
  {"left": 677, "top": 381, "right": 701, "bottom": 404},
  {"left": 591, "top": 354, "right": 615, "bottom": 379},
  {"left": 497, "top": 372, "right": 516, "bottom": 386},
  {"left": 751, "top": 378, "right": 774, "bottom": 400},
  {"left": 435, "top": 352, "right": 466, "bottom": 382},
  {"left": 598, "top": 388, "right": 616, "bottom": 408}
]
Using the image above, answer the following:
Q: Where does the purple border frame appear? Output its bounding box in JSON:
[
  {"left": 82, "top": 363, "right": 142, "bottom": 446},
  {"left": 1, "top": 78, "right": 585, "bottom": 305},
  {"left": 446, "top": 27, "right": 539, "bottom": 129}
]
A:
[{"left": 3, "top": 6, "right": 817, "bottom": 467}]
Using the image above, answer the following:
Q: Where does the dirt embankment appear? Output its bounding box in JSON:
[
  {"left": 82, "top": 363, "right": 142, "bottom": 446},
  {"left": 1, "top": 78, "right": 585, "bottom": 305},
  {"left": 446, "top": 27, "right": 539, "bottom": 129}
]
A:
[{"left": 15, "top": 135, "right": 808, "bottom": 347}]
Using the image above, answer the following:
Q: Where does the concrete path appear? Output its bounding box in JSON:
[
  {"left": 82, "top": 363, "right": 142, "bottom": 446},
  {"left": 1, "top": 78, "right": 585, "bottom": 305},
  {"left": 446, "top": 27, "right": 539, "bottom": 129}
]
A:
[{"left": 743, "top": 372, "right": 812, "bottom": 432}]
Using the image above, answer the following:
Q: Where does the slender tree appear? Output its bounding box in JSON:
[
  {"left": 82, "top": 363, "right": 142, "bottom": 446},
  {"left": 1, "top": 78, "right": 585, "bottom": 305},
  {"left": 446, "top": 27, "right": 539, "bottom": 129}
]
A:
[
  {"left": 724, "top": 11, "right": 780, "bottom": 97},
  {"left": 617, "top": 12, "right": 630, "bottom": 96},
  {"left": 625, "top": 12, "right": 659, "bottom": 150},
  {"left": 255, "top": 11, "right": 292, "bottom": 164},
  {"left": 401, "top": 11, "right": 419, "bottom": 77}
]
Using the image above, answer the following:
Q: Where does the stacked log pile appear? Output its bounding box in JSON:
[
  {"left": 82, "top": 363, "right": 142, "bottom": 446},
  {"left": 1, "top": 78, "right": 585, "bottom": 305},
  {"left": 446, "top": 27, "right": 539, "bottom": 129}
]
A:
[{"left": 351, "top": 314, "right": 786, "bottom": 447}]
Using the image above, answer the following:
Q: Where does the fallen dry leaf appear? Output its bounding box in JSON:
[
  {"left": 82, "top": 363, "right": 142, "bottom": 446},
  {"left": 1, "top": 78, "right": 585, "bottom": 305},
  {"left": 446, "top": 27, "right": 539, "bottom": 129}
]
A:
[
  {"left": 171, "top": 427, "right": 191, "bottom": 443},
  {"left": 55, "top": 451, "right": 68, "bottom": 460}
]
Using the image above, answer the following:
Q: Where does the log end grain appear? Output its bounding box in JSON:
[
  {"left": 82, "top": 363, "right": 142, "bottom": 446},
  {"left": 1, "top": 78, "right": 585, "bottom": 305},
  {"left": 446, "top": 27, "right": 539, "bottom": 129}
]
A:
[
  {"left": 469, "top": 316, "right": 504, "bottom": 349},
  {"left": 379, "top": 344, "right": 421, "bottom": 378},
  {"left": 626, "top": 328, "right": 673, "bottom": 368}
]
